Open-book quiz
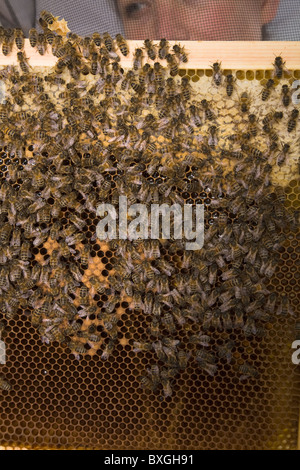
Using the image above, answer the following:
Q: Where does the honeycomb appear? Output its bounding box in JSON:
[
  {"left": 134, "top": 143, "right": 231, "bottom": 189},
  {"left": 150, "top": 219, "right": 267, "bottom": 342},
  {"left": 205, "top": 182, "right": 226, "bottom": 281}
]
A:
[{"left": 0, "top": 24, "right": 299, "bottom": 450}]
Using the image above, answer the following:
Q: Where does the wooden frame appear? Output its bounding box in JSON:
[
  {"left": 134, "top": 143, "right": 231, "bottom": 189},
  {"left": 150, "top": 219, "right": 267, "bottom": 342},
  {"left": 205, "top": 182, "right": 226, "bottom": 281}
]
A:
[
  {"left": 0, "top": 40, "right": 299, "bottom": 69},
  {"left": 0, "top": 37, "right": 299, "bottom": 451}
]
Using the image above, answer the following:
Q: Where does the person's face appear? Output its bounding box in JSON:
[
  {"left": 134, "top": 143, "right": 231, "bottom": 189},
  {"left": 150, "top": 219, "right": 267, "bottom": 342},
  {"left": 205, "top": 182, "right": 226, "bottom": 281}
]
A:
[{"left": 116, "top": 0, "right": 280, "bottom": 40}]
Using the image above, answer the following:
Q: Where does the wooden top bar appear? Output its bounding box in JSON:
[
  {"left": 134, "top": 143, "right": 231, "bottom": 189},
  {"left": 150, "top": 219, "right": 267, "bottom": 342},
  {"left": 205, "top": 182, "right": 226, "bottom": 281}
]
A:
[{"left": 0, "top": 40, "right": 299, "bottom": 69}]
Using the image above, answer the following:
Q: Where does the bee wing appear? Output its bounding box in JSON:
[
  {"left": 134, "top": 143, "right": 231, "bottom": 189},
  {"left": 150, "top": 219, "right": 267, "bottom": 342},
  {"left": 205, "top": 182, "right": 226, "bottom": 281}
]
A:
[{"left": 239, "top": 374, "right": 250, "bottom": 382}]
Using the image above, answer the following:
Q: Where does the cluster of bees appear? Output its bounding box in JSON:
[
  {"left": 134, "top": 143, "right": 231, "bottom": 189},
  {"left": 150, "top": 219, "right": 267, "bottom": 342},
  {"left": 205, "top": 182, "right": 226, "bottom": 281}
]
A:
[{"left": 0, "top": 11, "right": 298, "bottom": 396}]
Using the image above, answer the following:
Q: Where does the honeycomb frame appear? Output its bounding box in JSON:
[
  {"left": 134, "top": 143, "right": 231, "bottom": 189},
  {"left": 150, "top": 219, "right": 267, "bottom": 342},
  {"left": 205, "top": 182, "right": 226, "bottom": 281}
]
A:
[{"left": 0, "top": 36, "right": 299, "bottom": 451}]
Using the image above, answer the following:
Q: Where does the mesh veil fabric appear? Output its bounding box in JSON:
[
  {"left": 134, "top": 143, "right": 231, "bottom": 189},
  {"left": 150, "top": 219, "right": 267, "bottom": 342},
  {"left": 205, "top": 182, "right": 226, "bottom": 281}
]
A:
[
  {"left": 35, "top": 0, "right": 124, "bottom": 36},
  {"left": 0, "top": 0, "right": 299, "bottom": 40},
  {"left": 0, "top": 0, "right": 36, "bottom": 33},
  {"left": 35, "top": 0, "right": 300, "bottom": 40},
  {"left": 264, "top": 0, "right": 300, "bottom": 40}
]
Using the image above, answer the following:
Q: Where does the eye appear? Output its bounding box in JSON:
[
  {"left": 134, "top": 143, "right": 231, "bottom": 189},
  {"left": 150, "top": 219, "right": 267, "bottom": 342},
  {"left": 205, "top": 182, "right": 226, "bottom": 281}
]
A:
[{"left": 124, "top": 2, "right": 148, "bottom": 18}]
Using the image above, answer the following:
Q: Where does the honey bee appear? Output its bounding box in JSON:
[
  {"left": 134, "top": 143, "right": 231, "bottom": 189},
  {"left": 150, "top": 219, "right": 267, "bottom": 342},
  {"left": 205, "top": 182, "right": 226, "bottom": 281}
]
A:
[
  {"left": 189, "top": 333, "right": 211, "bottom": 347},
  {"left": 48, "top": 221, "right": 61, "bottom": 241},
  {"left": 100, "top": 338, "right": 115, "bottom": 360},
  {"left": 247, "top": 114, "right": 258, "bottom": 137},
  {"left": 49, "top": 248, "right": 60, "bottom": 269},
  {"left": 52, "top": 34, "right": 64, "bottom": 56},
  {"left": 39, "top": 10, "right": 56, "bottom": 27},
  {"left": 79, "top": 36, "right": 91, "bottom": 58},
  {"left": 44, "top": 74, "right": 66, "bottom": 86},
  {"left": 163, "top": 77, "right": 175, "bottom": 100},
  {"left": 239, "top": 362, "right": 259, "bottom": 381},
  {"left": 111, "top": 60, "right": 124, "bottom": 84},
  {"left": 144, "top": 39, "right": 156, "bottom": 60},
  {"left": 57, "top": 239, "right": 72, "bottom": 259},
  {"left": 14, "top": 28, "right": 24, "bottom": 50},
  {"left": 181, "top": 76, "right": 192, "bottom": 101},
  {"left": 152, "top": 340, "right": 167, "bottom": 362},
  {"left": 277, "top": 295, "right": 294, "bottom": 317},
  {"left": 166, "top": 53, "right": 178, "bottom": 76},
  {"left": 173, "top": 44, "right": 188, "bottom": 64},
  {"left": 239, "top": 91, "right": 250, "bottom": 113},
  {"left": 2, "top": 29, "right": 14, "bottom": 56},
  {"left": 153, "top": 62, "right": 164, "bottom": 87},
  {"left": 68, "top": 340, "right": 86, "bottom": 360},
  {"left": 0, "top": 223, "right": 12, "bottom": 245},
  {"left": 64, "top": 320, "right": 82, "bottom": 336},
  {"left": 177, "top": 350, "right": 191, "bottom": 370},
  {"left": 89, "top": 276, "right": 106, "bottom": 294},
  {"left": 201, "top": 99, "right": 214, "bottom": 121},
  {"left": 0, "top": 103, "right": 9, "bottom": 122},
  {"left": 287, "top": 108, "right": 299, "bottom": 133},
  {"left": 78, "top": 286, "right": 89, "bottom": 306},
  {"left": 281, "top": 84, "right": 291, "bottom": 107},
  {"left": 43, "top": 27, "right": 55, "bottom": 45},
  {"left": 32, "top": 166, "right": 45, "bottom": 189},
  {"left": 105, "top": 74, "right": 116, "bottom": 97},
  {"left": 9, "top": 227, "right": 21, "bottom": 248},
  {"left": 261, "top": 79, "right": 275, "bottom": 101},
  {"left": 262, "top": 111, "right": 283, "bottom": 126},
  {"left": 69, "top": 262, "right": 83, "bottom": 283},
  {"left": 69, "top": 213, "right": 86, "bottom": 231},
  {"left": 225, "top": 73, "right": 235, "bottom": 96},
  {"left": 130, "top": 79, "right": 145, "bottom": 96},
  {"left": 189, "top": 104, "right": 202, "bottom": 128},
  {"left": 232, "top": 307, "right": 244, "bottom": 329},
  {"left": 90, "top": 52, "right": 99, "bottom": 75},
  {"left": 263, "top": 123, "right": 279, "bottom": 143},
  {"left": 103, "top": 32, "right": 113, "bottom": 52},
  {"left": 29, "top": 28, "right": 38, "bottom": 48},
  {"left": 211, "top": 61, "right": 222, "bottom": 86},
  {"left": 36, "top": 32, "right": 48, "bottom": 55},
  {"left": 137, "top": 62, "right": 151, "bottom": 87},
  {"left": 92, "top": 32, "right": 102, "bottom": 47},
  {"left": 149, "top": 240, "right": 160, "bottom": 259},
  {"left": 196, "top": 350, "right": 217, "bottom": 376},
  {"left": 160, "top": 369, "right": 173, "bottom": 398},
  {"left": 115, "top": 34, "right": 129, "bottom": 56},
  {"left": 0, "top": 320, "right": 5, "bottom": 338},
  {"left": 276, "top": 142, "right": 290, "bottom": 166},
  {"left": 161, "top": 312, "right": 176, "bottom": 334},
  {"left": 208, "top": 125, "right": 218, "bottom": 148},
  {"left": 241, "top": 144, "right": 263, "bottom": 160},
  {"left": 0, "top": 375, "right": 11, "bottom": 391},
  {"left": 243, "top": 316, "right": 257, "bottom": 337},
  {"left": 273, "top": 55, "right": 290, "bottom": 79},
  {"left": 148, "top": 315, "right": 160, "bottom": 338},
  {"left": 146, "top": 364, "right": 160, "bottom": 389},
  {"left": 158, "top": 38, "right": 169, "bottom": 59},
  {"left": 133, "top": 340, "right": 152, "bottom": 353},
  {"left": 162, "top": 337, "right": 180, "bottom": 351},
  {"left": 139, "top": 374, "right": 156, "bottom": 392}
]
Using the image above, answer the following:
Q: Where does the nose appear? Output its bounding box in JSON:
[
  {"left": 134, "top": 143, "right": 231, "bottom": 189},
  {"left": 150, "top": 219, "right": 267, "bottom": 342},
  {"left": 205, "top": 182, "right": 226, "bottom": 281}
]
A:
[{"left": 154, "top": 2, "right": 190, "bottom": 40}]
